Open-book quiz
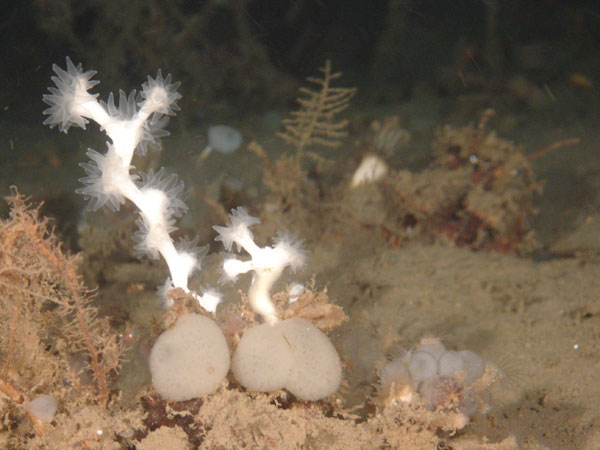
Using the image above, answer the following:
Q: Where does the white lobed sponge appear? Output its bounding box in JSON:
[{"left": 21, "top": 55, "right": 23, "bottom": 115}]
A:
[
  {"left": 230, "top": 322, "right": 292, "bottom": 392},
  {"left": 231, "top": 318, "right": 342, "bottom": 401},
  {"left": 408, "top": 350, "right": 438, "bottom": 383},
  {"left": 149, "top": 314, "right": 230, "bottom": 401},
  {"left": 376, "top": 338, "right": 492, "bottom": 430},
  {"left": 283, "top": 318, "right": 343, "bottom": 401}
]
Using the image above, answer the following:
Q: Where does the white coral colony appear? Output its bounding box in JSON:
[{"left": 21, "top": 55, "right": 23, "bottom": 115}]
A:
[
  {"left": 44, "top": 58, "right": 231, "bottom": 400},
  {"left": 213, "top": 207, "right": 305, "bottom": 325},
  {"left": 42, "top": 57, "right": 214, "bottom": 310},
  {"left": 44, "top": 58, "right": 344, "bottom": 403},
  {"left": 213, "top": 208, "right": 342, "bottom": 400}
]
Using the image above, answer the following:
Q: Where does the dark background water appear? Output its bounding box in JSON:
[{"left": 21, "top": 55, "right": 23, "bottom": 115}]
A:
[{"left": 1, "top": 0, "right": 600, "bottom": 248}]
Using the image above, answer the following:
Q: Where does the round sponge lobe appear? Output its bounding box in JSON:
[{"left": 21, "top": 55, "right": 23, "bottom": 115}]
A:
[
  {"left": 458, "top": 350, "right": 485, "bottom": 384},
  {"left": 149, "top": 313, "right": 230, "bottom": 401},
  {"left": 231, "top": 322, "right": 293, "bottom": 392},
  {"left": 282, "top": 318, "right": 342, "bottom": 401},
  {"left": 380, "top": 358, "right": 410, "bottom": 387},
  {"left": 232, "top": 318, "right": 342, "bottom": 400},
  {"left": 438, "top": 351, "right": 465, "bottom": 378},
  {"left": 415, "top": 338, "right": 446, "bottom": 361},
  {"left": 408, "top": 350, "right": 437, "bottom": 383}
]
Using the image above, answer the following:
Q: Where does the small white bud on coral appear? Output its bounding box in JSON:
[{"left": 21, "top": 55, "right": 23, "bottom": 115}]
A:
[
  {"left": 197, "top": 288, "right": 223, "bottom": 313},
  {"left": 206, "top": 124, "right": 243, "bottom": 155},
  {"left": 139, "top": 69, "right": 182, "bottom": 116},
  {"left": 213, "top": 207, "right": 260, "bottom": 252},
  {"left": 408, "top": 351, "right": 437, "bottom": 383}
]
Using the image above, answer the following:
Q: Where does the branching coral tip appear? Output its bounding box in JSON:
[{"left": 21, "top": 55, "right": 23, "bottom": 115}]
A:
[{"left": 213, "top": 207, "right": 305, "bottom": 324}]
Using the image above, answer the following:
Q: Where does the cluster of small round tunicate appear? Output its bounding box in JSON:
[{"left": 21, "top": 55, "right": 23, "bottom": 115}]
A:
[{"left": 376, "top": 337, "right": 488, "bottom": 430}]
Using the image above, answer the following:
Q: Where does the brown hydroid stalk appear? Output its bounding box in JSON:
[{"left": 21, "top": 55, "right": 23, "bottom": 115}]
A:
[
  {"left": 0, "top": 188, "right": 123, "bottom": 408},
  {"left": 54, "top": 253, "right": 109, "bottom": 406},
  {"left": 278, "top": 60, "right": 356, "bottom": 160},
  {"left": 2, "top": 303, "right": 20, "bottom": 379},
  {"left": 528, "top": 137, "right": 580, "bottom": 161}
]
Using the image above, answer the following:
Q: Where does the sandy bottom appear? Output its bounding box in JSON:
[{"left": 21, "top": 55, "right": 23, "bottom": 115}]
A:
[{"left": 130, "top": 232, "right": 600, "bottom": 449}]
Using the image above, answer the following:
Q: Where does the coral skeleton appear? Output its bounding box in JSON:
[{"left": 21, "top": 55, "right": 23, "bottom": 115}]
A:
[
  {"left": 43, "top": 57, "right": 216, "bottom": 312},
  {"left": 213, "top": 207, "right": 305, "bottom": 325}
]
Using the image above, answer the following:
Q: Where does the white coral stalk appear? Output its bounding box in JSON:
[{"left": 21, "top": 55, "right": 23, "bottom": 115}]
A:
[
  {"left": 213, "top": 208, "right": 305, "bottom": 325},
  {"left": 43, "top": 58, "right": 219, "bottom": 313}
]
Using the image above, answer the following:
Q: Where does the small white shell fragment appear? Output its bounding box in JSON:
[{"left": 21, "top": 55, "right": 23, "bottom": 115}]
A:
[
  {"left": 287, "top": 283, "right": 305, "bottom": 303},
  {"left": 351, "top": 154, "right": 388, "bottom": 187},
  {"left": 26, "top": 394, "right": 58, "bottom": 423},
  {"left": 208, "top": 124, "right": 243, "bottom": 154}
]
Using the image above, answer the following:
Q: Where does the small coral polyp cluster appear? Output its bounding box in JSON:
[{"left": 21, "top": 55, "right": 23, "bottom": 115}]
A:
[{"left": 376, "top": 337, "right": 497, "bottom": 430}]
